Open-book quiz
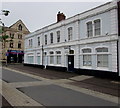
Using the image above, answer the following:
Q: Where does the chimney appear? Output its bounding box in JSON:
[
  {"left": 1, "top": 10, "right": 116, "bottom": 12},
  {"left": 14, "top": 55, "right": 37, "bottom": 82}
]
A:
[{"left": 57, "top": 11, "right": 66, "bottom": 22}]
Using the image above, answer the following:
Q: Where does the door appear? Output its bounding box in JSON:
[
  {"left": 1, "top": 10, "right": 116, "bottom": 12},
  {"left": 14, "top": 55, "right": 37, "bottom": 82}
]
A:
[{"left": 68, "top": 55, "right": 74, "bottom": 72}]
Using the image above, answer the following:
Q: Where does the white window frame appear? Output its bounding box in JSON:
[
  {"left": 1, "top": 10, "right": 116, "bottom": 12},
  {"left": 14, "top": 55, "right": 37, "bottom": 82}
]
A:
[
  {"left": 57, "top": 31, "right": 60, "bottom": 43},
  {"left": 37, "top": 56, "right": 41, "bottom": 65},
  {"left": 56, "top": 51, "right": 61, "bottom": 65},
  {"left": 37, "top": 37, "right": 40, "bottom": 46},
  {"left": 68, "top": 27, "right": 73, "bottom": 41},
  {"left": 86, "top": 21, "right": 93, "bottom": 38},
  {"left": 50, "top": 33, "right": 53, "bottom": 44},
  {"left": 94, "top": 19, "right": 101, "bottom": 36},
  {"left": 96, "top": 47, "right": 109, "bottom": 68},
  {"left": 45, "top": 35, "right": 47, "bottom": 45},
  {"left": 82, "top": 48, "right": 92, "bottom": 67},
  {"left": 49, "top": 51, "right": 54, "bottom": 64}
]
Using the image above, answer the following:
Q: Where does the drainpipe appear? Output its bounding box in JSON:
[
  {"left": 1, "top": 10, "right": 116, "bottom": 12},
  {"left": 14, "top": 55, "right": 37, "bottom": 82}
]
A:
[
  {"left": 42, "top": 45, "right": 44, "bottom": 67},
  {"left": 117, "top": 1, "right": 120, "bottom": 76}
]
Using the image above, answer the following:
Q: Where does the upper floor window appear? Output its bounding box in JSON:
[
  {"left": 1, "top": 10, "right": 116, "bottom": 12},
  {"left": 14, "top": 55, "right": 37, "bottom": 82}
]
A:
[
  {"left": 18, "top": 34, "right": 22, "bottom": 39},
  {"left": 45, "top": 35, "right": 47, "bottom": 45},
  {"left": 18, "top": 24, "right": 22, "bottom": 31},
  {"left": 10, "top": 41, "right": 13, "bottom": 48},
  {"left": 87, "top": 22, "right": 93, "bottom": 37},
  {"left": 29, "top": 39, "right": 33, "bottom": 47},
  {"left": 68, "top": 27, "right": 72, "bottom": 41},
  {"left": 86, "top": 19, "right": 101, "bottom": 37},
  {"left": 31, "top": 39, "right": 33, "bottom": 47},
  {"left": 10, "top": 33, "right": 14, "bottom": 39},
  {"left": 50, "top": 33, "right": 53, "bottom": 44},
  {"left": 37, "top": 37, "right": 40, "bottom": 46},
  {"left": 57, "top": 31, "right": 60, "bottom": 43},
  {"left": 94, "top": 19, "right": 101, "bottom": 36},
  {"left": 18, "top": 41, "right": 21, "bottom": 48}
]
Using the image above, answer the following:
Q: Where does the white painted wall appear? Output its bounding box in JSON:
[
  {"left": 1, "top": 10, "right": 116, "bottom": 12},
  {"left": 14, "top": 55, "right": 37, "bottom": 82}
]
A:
[{"left": 24, "top": 0, "right": 119, "bottom": 73}]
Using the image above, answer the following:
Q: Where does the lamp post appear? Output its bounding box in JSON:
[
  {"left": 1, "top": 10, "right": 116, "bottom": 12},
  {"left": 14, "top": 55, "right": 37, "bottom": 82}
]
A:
[{"left": 0, "top": 10, "right": 10, "bottom": 66}]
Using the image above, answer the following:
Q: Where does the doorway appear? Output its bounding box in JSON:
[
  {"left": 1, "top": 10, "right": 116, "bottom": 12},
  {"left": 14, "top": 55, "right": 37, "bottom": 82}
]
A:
[{"left": 68, "top": 55, "right": 74, "bottom": 72}]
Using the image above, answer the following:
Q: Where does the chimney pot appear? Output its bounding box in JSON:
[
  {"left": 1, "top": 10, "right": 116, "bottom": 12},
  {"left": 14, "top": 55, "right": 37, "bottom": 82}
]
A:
[{"left": 57, "top": 11, "right": 66, "bottom": 22}]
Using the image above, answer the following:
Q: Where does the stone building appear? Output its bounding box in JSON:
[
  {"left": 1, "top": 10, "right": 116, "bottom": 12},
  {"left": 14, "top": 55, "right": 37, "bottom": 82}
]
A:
[{"left": 0, "top": 20, "right": 30, "bottom": 63}]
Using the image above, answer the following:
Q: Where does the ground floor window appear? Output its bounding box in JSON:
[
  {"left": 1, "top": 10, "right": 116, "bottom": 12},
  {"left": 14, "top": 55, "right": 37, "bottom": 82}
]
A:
[
  {"left": 83, "top": 55, "right": 92, "bottom": 66},
  {"left": 50, "top": 56, "right": 54, "bottom": 64},
  {"left": 97, "top": 54, "right": 108, "bottom": 67},
  {"left": 56, "top": 55, "right": 61, "bottom": 64},
  {"left": 28, "top": 56, "right": 34, "bottom": 64},
  {"left": 37, "top": 56, "right": 40, "bottom": 64}
]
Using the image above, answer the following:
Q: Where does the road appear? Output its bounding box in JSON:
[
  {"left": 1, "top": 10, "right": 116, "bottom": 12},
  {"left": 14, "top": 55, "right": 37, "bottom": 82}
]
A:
[{"left": 1, "top": 67, "right": 119, "bottom": 107}]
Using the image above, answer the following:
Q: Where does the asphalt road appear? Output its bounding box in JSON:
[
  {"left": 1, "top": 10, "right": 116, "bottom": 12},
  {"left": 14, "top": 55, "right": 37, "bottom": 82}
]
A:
[
  {"left": 18, "top": 84, "right": 117, "bottom": 106},
  {"left": 2, "top": 68, "right": 40, "bottom": 83},
  {"left": 2, "top": 68, "right": 118, "bottom": 107}
]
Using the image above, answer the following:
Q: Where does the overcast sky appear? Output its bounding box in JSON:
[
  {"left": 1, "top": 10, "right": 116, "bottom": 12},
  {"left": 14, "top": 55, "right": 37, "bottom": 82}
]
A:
[{"left": 1, "top": 0, "right": 112, "bottom": 32}]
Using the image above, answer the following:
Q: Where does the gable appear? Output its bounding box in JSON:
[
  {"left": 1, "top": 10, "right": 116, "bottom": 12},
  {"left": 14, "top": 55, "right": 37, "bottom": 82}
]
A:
[{"left": 9, "top": 20, "right": 30, "bottom": 33}]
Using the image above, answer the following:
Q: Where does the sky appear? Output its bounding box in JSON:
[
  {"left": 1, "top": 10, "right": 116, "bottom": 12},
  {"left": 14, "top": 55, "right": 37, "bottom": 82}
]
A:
[{"left": 1, "top": 0, "right": 113, "bottom": 32}]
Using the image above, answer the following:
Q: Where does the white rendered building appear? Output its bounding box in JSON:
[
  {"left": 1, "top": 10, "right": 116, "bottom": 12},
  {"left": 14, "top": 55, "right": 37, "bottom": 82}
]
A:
[{"left": 24, "top": 0, "right": 120, "bottom": 78}]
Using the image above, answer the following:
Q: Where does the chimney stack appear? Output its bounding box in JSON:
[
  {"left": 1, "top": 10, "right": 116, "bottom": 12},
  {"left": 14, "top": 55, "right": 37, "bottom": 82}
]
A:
[{"left": 57, "top": 11, "right": 66, "bottom": 22}]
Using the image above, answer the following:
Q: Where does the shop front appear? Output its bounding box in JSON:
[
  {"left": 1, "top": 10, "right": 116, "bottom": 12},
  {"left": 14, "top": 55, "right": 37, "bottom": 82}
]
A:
[{"left": 7, "top": 50, "right": 24, "bottom": 63}]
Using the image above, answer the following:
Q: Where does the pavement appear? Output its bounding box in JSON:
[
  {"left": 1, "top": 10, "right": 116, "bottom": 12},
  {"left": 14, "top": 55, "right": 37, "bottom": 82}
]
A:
[
  {"left": 5, "top": 63, "right": 120, "bottom": 97},
  {"left": 0, "top": 63, "right": 120, "bottom": 107}
]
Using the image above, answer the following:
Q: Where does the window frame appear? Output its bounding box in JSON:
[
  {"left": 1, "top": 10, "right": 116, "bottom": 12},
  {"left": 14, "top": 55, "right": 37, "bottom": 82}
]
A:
[
  {"left": 18, "top": 24, "right": 22, "bottom": 31},
  {"left": 57, "top": 31, "right": 60, "bottom": 43},
  {"left": 45, "top": 35, "right": 47, "bottom": 45},
  {"left": 94, "top": 19, "right": 101, "bottom": 36},
  {"left": 68, "top": 27, "right": 73, "bottom": 41},
  {"left": 56, "top": 51, "right": 61, "bottom": 65},
  {"left": 82, "top": 48, "right": 92, "bottom": 67},
  {"left": 86, "top": 21, "right": 93, "bottom": 38},
  {"left": 50, "top": 33, "right": 53, "bottom": 44},
  {"left": 37, "top": 37, "right": 40, "bottom": 46},
  {"left": 18, "top": 41, "right": 21, "bottom": 49},
  {"left": 96, "top": 47, "right": 109, "bottom": 68},
  {"left": 49, "top": 51, "right": 54, "bottom": 64}
]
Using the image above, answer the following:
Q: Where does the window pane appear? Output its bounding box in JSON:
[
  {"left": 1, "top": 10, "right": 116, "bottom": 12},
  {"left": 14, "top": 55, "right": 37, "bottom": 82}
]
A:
[
  {"left": 82, "top": 49, "right": 91, "bottom": 53},
  {"left": 57, "top": 56, "right": 61, "bottom": 64},
  {"left": 50, "top": 56, "right": 54, "bottom": 64},
  {"left": 97, "top": 54, "right": 108, "bottom": 67},
  {"left": 68, "top": 27, "right": 72, "bottom": 40},
  {"left": 37, "top": 56, "right": 40, "bottom": 64},
  {"left": 45, "top": 35, "right": 47, "bottom": 45},
  {"left": 94, "top": 19, "right": 101, "bottom": 36},
  {"left": 87, "top": 22, "right": 93, "bottom": 37},
  {"left": 50, "top": 33, "right": 53, "bottom": 43},
  {"left": 96, "top": 48, "right": 108, "bottom": 52},
  {"left": 83, "top": 55, "right": 92, "bottom": 66},
  {"left": 57, "top": 31, "right": 60, "bottom": 43}
]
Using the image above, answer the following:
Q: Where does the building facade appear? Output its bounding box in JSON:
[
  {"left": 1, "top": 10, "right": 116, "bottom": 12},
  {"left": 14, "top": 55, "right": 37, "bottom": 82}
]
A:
[
  {"left": 0, "top": 20, "right": 30, "bottom": 63},
  {"left": 24, "top": 0, "right": 120, "bottom": 77}
]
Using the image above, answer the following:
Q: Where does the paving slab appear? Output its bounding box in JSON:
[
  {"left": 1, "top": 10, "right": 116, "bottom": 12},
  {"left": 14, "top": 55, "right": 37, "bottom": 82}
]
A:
[
  {"left": 2, "top": 68, "right": 41, "bottom": 83},
  {"left": 1, "top": 81, "right": 42, "bottom": 106},
  {"left": 18, "top": 84, "right": 117, "bottom": 106},
  {"left": 69, "top": 75, "right": 93, "bottom": 81}
]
